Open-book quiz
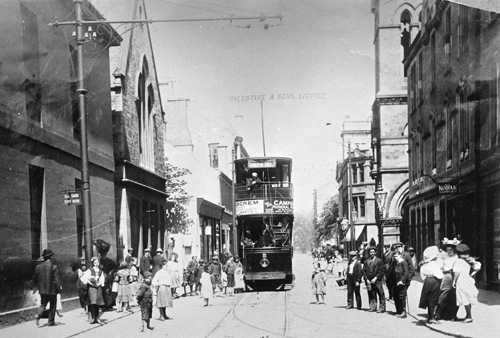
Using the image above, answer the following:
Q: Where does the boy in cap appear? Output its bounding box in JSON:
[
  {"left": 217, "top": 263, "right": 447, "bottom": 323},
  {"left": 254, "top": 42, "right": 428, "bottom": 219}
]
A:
[{"left": 136, "top": 271, "right": 154, "bottom": 332}]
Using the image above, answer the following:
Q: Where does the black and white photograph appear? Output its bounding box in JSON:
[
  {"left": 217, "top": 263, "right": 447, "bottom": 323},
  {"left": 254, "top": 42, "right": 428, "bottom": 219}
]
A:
[{"left": 0, "top": 0, "right": 499, "bottom": 337}]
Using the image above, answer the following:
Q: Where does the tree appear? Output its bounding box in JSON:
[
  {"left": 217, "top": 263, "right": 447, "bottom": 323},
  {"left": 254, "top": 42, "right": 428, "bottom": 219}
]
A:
[
  {"left": 314, "top": 195, "right": 340, "bottom": 245},
  {"left": 292, "top": 213, "right": 314, "bottom": 252},
  {"left": 165, "top": 159, "right": 193, "bottom": 234}
]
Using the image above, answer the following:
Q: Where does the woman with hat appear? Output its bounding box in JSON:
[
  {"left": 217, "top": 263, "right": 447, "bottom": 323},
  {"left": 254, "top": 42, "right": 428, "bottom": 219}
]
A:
[
  {"left": 453, "top": 244, "right": 480, "bottom": 323},
  {"left": 418, "top": 246, "right": 443, "bottom": 324},
  {"left": 435, "top": 238, "right": 459, "bottom": 321},
  {"left": 81, "top": 257, "right": 105, "bottom": 324}
]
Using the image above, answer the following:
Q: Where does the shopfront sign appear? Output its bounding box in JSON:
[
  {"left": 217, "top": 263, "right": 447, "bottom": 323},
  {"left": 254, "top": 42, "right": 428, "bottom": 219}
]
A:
[{"left": 438, "top": 183, "right": 457, "bottom": 195}]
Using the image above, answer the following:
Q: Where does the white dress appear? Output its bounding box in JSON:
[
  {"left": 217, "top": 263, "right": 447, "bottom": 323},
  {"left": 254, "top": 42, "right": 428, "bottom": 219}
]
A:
[
  {"left": 454, "top": 258, "right": 479, "bottom": 306},
  {"left": 200, "top": 272, "right": 213, "bottom": 298},
  {"left": 167, "top": 260, "right": 181, "bottom": 288}
]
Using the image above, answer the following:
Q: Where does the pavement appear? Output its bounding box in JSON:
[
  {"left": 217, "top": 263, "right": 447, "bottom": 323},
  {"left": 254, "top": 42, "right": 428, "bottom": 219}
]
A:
[
  {"left": 401, "top": 275, "right": 500, "bottom": 338},
  {"left": 1, "top": 270, "right": 499, "bottom": 338}
]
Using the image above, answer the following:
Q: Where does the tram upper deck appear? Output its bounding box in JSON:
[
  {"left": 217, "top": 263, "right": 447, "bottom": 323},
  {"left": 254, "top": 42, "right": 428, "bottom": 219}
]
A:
[{"left": 234, "top": 157, "right": 293, "bottom": 203}]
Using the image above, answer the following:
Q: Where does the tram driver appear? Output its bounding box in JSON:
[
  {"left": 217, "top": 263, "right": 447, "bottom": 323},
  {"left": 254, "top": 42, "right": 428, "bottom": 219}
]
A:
[{"left": 258, "top": 217, "right": 275, "bottom": 247}]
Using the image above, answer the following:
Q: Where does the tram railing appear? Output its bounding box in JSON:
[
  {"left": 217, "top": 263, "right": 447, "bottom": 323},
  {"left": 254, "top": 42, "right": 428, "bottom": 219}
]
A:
[{"left": 235, "top": 182, "right": 294, "bottom": 201}]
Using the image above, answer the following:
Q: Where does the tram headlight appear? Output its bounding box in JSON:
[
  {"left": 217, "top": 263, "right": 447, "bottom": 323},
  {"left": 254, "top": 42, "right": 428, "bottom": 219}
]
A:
[{"left": 260, "top": 253, "right": 270, "bottom": 268}]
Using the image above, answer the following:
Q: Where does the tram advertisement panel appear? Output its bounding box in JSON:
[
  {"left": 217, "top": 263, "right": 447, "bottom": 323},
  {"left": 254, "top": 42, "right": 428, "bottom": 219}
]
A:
[{"left": 236, "top": 198, "right": 293, "bottom": 215}]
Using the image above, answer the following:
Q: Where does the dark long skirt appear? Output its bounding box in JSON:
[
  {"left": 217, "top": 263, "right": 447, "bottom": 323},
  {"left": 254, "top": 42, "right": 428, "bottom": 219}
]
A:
[
  {"left": 437, "top": 273, "right": 458, "bottom": 320},
  {"left": 87, "top": 286, "right": 105, "bottom": 306},
  {"left": 419, "top": 276, "right": 441, "bottom": 309},
  {"left": 227, "top": 274, "right": 235, "bottom": 288}
]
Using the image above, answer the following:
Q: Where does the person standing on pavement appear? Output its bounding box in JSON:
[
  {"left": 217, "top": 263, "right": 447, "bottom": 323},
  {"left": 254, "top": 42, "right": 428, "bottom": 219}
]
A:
[
  {"left": 418, "top": 246, "right": 443, "bottom": 324},
  {"left": 409, "top": 247, "right": 418, "bottom": 272},
  {"left": 194, "top": 258, "right": 205, "bottom": 295},
  {"left": 393, "top": 251, "right": 410, "bottom": 318},
  {"left": 200, "top": 265, "right": 214, "bottom": 306},
  {"left": 115, "top": 261, "right": 134, "bottom": 312},
  {"left": 186, "top": 256, "right": 199, "bottom": 296},
  {"left": 392, "top": 242, "right": 415, "bottom": 297},
  {"left": 125, "top": 248, "right": 134, "bottom": 266},
  {"left": 435, "top": 238, "right": 459, "bottom": 321},
  {"left": 167, "top": 252, "right": 181, "bottom": 298},
  {"left": 152, "top": 260, "right": 173, "bottom": 321},
  {"left": 137, "top": 271, "right": 154, "bottom": 332},
  {"left": 224, "top": 254, "right": 237, "bottom": 296},
  {"left": 208, "top": 255, "right": 224, "bottom": 296},
  {"left": 81, "top": 256, "right": 106, "bottom": 324},
  {"left": 453, "top": 244, "right": 480, "bottom": 323},
  {"left": 363, "top": 246, "right": 386, "bottom": 313},
  {"left": 345, "top": 250, "right": 362, "bottom": 310},
  {"left": 233, "top": 255, "right": 245, "bottom": 293},
  {"left": 33, "top": 249, "right": 61, "bottom": 327},
  {"left": 311, "top": 263, "right": 327, "bottom": 304},
  {"left": 383, "top": 244, "right": 395, "bottom": 301},
  {"left": 140, "top": 248, "right": 152, "bottom": 280},
  {"left": 152, "top": 248, "right": 163, "bottom": 277}
]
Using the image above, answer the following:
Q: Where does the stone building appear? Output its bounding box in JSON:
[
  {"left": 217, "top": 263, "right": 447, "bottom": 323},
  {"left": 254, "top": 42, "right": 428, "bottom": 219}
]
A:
[
  {"left": 404, "top": 0, "right": 500, "bottom": 290},
  {"left": 337, "top": 118, "right": 376, "bottom": 254},
  {"left": 94, "top": 0, "right": 169, "bottom": 261},
  {"left": 0, "top": 0, "right": 118, "bottom": 320},
  {"left": 370, "top": 0, "right": 422, "bottom": 251}
]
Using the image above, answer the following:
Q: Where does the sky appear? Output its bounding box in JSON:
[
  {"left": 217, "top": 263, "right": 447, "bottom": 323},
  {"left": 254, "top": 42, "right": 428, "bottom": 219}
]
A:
[{"left": 147, "top": 0, "right": 375, "bottom": 216}]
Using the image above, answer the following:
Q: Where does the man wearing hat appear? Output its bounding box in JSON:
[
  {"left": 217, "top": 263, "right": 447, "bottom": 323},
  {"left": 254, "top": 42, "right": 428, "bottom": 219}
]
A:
[
  {"left": 392, "top": 242, "right": 415, "bottom": 283},
  {"left": 246, "top": 172, "right": 262, "bottom": 193},
  {"left": 345, "top": 250, "right": 363, "bottom": 310},
  {"left": 33, "top": 249, "right": 61, "bottom": 326},
  {"left": 383, "top": 244, "right": 395, "bottom": 300},
  {"left": 140, "top": 248, "right": 152, "bottom": 278},
  {"left": 152, "top": 248, "right": 164, "bottom": 277},
  {"left": 362, "top": 246, "right": 386, "bottom": 313}
]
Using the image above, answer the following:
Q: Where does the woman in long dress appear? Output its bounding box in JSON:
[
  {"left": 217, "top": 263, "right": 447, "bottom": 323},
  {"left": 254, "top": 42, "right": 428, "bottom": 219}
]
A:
[
  {"left": 454, "top": 244, "right": 480, "bottom": 323},
  {"left": 418, "top": 246, "right": 443, "bottom": 324},
  {"left": 152, "top": 259, "right": 173, "bottom": 320},
  {"left": 81, "top": 257, "right": 105, "bottom": 324},
  {"left": 167, "top": 253, "right": 181, "bottom": 298},
  {"left": 436, "top": 239, "right": 459, "bottom": 321},
  {"left": 311, "top": 264, "right": 327, "bottom": 304}
]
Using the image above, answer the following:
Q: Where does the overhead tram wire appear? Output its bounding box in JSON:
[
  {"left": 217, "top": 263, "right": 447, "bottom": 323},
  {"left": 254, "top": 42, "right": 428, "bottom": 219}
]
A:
[
  {"left": 189, "top": 0, "right": 265, "bottom": 16},
  {"left": 154, "top": 0, "right": 238, "bottom": 16}
]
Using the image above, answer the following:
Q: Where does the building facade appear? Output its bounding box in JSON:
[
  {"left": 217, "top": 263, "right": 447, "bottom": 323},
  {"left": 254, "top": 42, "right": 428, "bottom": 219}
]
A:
[
  {"left": 96, "top": 0, "right": 169, "bottom": 262},
  {"left": 370, "top": 0, "right": 422, "bottom": 251},
  {"left": 0, "top": 0, "right": 117, "bottom": 319},
  {"left": 337, "top": 119, "right": 376, "bottom": 254},
  {"left": 404, "top": 0, "right": 500, "bottom": 290}
]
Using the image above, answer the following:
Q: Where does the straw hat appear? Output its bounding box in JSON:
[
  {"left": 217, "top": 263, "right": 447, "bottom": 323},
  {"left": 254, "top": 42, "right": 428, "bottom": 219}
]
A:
[{"left": 423, "top": 246, "right": 439, "bottom": 263}]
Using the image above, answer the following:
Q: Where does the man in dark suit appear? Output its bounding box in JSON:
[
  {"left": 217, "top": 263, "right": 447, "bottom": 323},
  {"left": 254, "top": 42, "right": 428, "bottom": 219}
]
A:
[
  {"left": 345, "top": 250, "right": 363, "bottom": 310},
  {"left": 363, "top": 246, "right": 386, "bottom": 313},
  {"left": 140, "top": 248, "right": 152, "bottom": 278},
  {"left": 33, "top": 249, "right": 61, "bottom": 327},
  {"left": 152, "top": 248, "right": 164, "bottom": 277}
]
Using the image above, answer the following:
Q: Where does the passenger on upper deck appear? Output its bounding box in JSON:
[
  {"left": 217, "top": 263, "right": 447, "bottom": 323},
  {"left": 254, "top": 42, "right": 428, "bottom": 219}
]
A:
[{"left": 246, "top": 172, "right": 262, "bottom": 193}]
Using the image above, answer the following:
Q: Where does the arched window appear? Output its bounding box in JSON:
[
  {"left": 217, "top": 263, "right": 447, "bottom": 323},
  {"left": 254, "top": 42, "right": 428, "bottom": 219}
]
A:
[
  {"left": 136, "top": 57, "right": 155, "bottom": 170},
  {"left": 401, "top": 9, "right": 412, "bottom": 60}
]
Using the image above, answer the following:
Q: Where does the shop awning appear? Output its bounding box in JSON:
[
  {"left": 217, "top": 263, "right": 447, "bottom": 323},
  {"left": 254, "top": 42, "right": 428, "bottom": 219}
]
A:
[
  {"left": 448, "top": 0, "right": 500, "bottom": 13},
  {"left": 344, "top": 225, "right": 366, "bottom": 241},
  {"left": 197, "top": 198, "right": 225, "bottom": 219}
]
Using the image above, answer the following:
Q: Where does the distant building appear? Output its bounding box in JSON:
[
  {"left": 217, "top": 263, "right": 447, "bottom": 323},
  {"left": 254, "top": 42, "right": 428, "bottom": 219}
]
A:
[
  {"left": 370, "top": 0, "right": 422, "bottom": 250},
  {"left": 336, "top": 118, "right": 375, "bottom": 253},
  {"left": 404, "top": 0, "right": 500, "bottom": 289},
  {"left": 0, "top": 0, "right": 118, "bottom": 321}
]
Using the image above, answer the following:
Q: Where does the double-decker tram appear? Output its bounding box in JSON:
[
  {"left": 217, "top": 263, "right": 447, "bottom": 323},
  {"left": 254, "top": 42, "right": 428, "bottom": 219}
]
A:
[{"left": 234, "top": 157, "right": 294, "bottom": 290}]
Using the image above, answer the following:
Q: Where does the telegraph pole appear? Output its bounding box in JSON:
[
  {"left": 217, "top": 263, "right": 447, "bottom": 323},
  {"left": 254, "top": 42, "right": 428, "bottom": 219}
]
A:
[{"left": 49, "top": 0, "right": 282, "bottom": 267}]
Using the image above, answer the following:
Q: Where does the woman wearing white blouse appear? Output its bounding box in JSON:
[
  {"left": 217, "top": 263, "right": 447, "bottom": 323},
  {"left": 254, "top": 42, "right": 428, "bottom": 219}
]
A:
[
  {"left": 152, "top": 260, "right": 173, "bottom": 321},
  {"left": 81, "top": 257, "right": 105, "bottom": 324}
]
